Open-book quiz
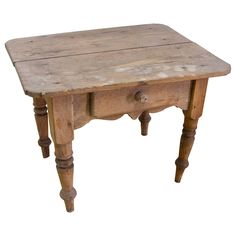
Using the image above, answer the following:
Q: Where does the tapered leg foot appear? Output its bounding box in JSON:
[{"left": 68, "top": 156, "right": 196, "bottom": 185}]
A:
[
  {"left": 55, "top": 144, "right": 77, "bottom": 212},
  {"left": 139, "top": 111, "right": 151, "bottom": 136},
  {"left": 38, "top": 138, "right": 51, "bottom": 158},
  {"left": 47, "top": 95, "right": 76, "bottom": 212},
  {"left": 174, "top": 78, "right": 208, "bottom": 182},
  {"left": 60, "top": 188, "right": 77, "bottom": 212},
  {"left": 175, "top": 157, "right": 189, "bottom": 183},
  {"left": 175, "top": 117, "right": 198, "bottom": 183},
  {"left": 33, "top": 97, "right": 51, "bottom": 158}
]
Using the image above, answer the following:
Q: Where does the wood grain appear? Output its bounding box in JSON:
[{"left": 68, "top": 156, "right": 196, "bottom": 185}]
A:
[
  {"left": 55, "top": 143, "right": 76, "bottom": 213},
  {"left": 175, "top": 78, "right": 208, "bottom": 182},
  {"left": 46, "top": 95, "right": 74, "bottom": 144},
  {"left": 14, "top": 42, "right": 230, "bottom": 97},
  {"left": 46, "top": 95, "right": 76, "bottom": 212},
  {"left": 5, "top": 24, "right": 230, "bottom": 97},
  {"left": 33, "top": 97, "right": 51, "bottom": 158},
  {"left": 6, "top": 24, "right": 190, "bottom": 63},
  {"left": 90, "top": 81, "right": 191, "bottom": 118},
  {"left": 5, "top": 24, "right": 231, "bottom": 212},
  {"left": 73, "top": 93, "right": 91, "bottom": 129}
]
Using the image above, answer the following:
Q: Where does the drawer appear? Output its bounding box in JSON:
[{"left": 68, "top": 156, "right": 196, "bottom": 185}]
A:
[{"left": 90, "top": 81, "right": 191, "bottom": 118}]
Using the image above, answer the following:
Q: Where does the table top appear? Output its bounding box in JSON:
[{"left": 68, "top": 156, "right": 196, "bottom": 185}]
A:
[{"left": 6, "top": 24, "right": 230, "bottom": 97}]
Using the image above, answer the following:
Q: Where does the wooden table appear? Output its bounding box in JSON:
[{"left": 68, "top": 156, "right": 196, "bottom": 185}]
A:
[{"left": 6, "top": 24, "right": 231, "bottom": 212}]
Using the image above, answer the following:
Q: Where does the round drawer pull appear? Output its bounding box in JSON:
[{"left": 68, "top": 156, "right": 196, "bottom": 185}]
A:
[{"left": 135, "top": 91, "right": 148, "bottom": 103}]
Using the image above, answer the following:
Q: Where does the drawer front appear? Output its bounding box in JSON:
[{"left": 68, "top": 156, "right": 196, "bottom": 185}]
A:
[{"left": 90, "top": 81, "right": 191, "bottom": 118}]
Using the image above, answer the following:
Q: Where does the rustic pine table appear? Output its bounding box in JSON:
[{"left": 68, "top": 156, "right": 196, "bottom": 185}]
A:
[{"left": 6, "top": 24, "right": 230, "bottom": 212}]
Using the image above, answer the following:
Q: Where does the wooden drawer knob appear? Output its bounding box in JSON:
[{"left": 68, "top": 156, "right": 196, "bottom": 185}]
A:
[{"left": 135, "top": 91, "right": 148, "bottom": 103}]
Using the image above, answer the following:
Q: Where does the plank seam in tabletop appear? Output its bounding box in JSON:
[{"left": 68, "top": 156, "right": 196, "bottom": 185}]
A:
[
  {"left": 10, "top": 41, "right": 192, "bottom": 64},
  {"left": 5, "top": 24, "right": 191, "bottom": 63},
  {"left": 13, "top": 41, "right": 231, "bottom": 97},
  {"left": 4, "top": 24, "right": 231, "bottom": 213},
  {"left": 6, "top": 24, "right": 231, "bottom": 97}
]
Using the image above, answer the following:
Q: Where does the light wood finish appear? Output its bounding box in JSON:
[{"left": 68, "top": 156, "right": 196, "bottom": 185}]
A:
[
  {"left": 175, "top": 78, "right": 208, "bottom": 182},
  {"left": 33, "top": 97, "right": 51, "bottom": 158},
  {"left": 11, "top": 43, "right": 230, "bottom": 97},
  {"left": 90, "top": 81, "right": 191, "bottom": 118},
  {"left": 5, "top": 24, "right": 231, "bottom": 212},
  {"left": 6, "top": 25, "right": 230, "bottom": 97},
  {"left": 73, "top": 94, "right": 90, "bottom": 129},
  {"left": 46, "top": 95, "right": 76, "bottom": 212},
  {"left": 55, "top": 143, "right": 76, "bottom": 212},
  {"left": 6, "top": 24, "right": 190, "bottom": 63}
]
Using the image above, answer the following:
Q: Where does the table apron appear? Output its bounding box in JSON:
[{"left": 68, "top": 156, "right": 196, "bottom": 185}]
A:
[{"left": 73, "top": 80, "right": 192, "bottom": 129}]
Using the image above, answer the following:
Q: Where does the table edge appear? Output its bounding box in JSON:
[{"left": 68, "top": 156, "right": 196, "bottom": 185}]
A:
[{"left": 23, "top": 68, "right": 231, "bottom": 98}]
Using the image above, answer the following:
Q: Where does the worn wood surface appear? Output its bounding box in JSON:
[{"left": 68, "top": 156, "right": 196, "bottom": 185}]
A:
[
  {"left": 6, "top": 24, "right": 190, "bottom": 63},
  {"left": 175, "top": 78, "right": 208, "bottom": 182},
  {"left": 46, "top": 95, "right": 76, "bottom": 212},
  {"left": 46, "top": 95, "right": 74, "bottom": 144},
  {"left": 5, "top": 25, "right": 231, "bottom": 212},
  {"left": 90, "top": 81, "right": 191, "bottom": 118},
  {"left": 73, "top": 94, "right": 91, "bottom": 128},
  {"left": 72, "top": 80, "right": 190, "bottom": 129},
  {"left": 6, "top": 24, "right": 230, "bottom": 97}
]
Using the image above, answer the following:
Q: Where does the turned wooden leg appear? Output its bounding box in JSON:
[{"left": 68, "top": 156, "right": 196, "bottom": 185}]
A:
[
  {"left": 46, "top": 95, "right": 76, "bottom": 212},
  {"left": 175, "top": 117, "right": 198, "bottom": 182},
  {"left": 139, "top": 111, "right": 151, "bottom": 136},
  {"left": 55, "top": 143, "right": 77, "bottom": 212},
  {"left": 33, "top": 97, "right": 51, "bottom": 158},
  {"left": 175, "top": 78, "right": 208, "bottom": 182}
]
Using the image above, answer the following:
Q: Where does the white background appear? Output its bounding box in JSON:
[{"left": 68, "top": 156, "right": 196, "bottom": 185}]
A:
[{"left": 0, "top": 0, "right": 235, "bottom": 235}]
